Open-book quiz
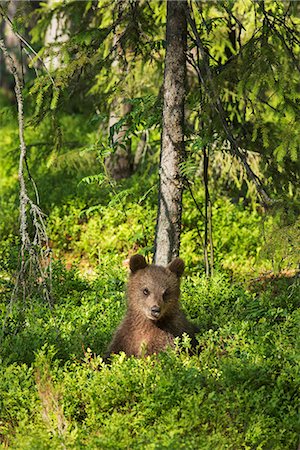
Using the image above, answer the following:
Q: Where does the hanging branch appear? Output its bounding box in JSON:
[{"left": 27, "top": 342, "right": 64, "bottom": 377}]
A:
[
  {"left": 0, "top": 39, "right": 52, "bottom": 306},
  {"left": 0, "top": 6, "right": 55, "bottom": 85},
  {"left": 259, "top": 1, "right": 300, "bottom": 73},
  {"left": 185, "top": 3, "right": 272, "bottom": 208}
]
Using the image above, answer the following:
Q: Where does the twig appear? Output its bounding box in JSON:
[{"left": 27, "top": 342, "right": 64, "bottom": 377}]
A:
[
  {"left": 220, "top": 2, "right": 246, "bottom": 32},
  {"left": 25, "top": 157, "right": 40, "bottom": 205},
  {"left": 259, "top": 1, "right": 300, "bottom": 73}
]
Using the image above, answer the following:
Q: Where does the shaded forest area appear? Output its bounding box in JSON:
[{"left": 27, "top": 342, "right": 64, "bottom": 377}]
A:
[{"left": 0, "top": 1, "right": 299, "bottom": 448}]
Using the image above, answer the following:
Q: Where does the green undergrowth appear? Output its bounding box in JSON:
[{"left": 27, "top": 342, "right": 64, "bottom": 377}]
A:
[
  {"left": 1, "top": 262, "right": 299, "bottom": 448},
  {"left": 44, "top": 186, "right": 277, "bottom": 278},
  {"left": 1, "top": 108, "right": 299, "bottom": 449}
]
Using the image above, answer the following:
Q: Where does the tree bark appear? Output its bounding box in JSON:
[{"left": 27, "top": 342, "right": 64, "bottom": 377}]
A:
[
  {"left": 106, "top": 99, "right": 133, "bottom": 180},
  {"left": 133, "top": 131, "right": 148, "bottom": 170},
  {"left": 0, "top": 1, "right": 20, "bottom": 92},
  {"left": 203, "top": 146, "right": 209, "bottom": 276},
  {"left": 44, "top": 0, "right": 68, "bottom": 71},
  {"left": 203, "top": 146, "right": 214, "bottom": 276},
  {"left": 105, "top": 26, "right": 133, "bottom": 180},
  {"left": 153, "top": 0, "right": 187, "bottom": 266}
]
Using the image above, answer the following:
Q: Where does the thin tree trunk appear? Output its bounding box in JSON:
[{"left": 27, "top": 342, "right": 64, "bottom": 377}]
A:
[
  {"left": 153, "top": 0, "right": 187, "bottom": 266},
  {"left": 203, "top": 146, "right": 209, "bottom": 276},
  {"left": 203, "top": 146, "right": 214, "bottom": 276},
  {"left": 106, "top": 100, "right": 133, "bottom": 180},
  {"left": 105, "top": 26, "right": 133, "bottom": 180},
  {"left": 44, "top": 0, "right": 68, "bottom": 71},
  {"left": 208, "top": 195, "right": 214, "bottom": 276},
  {"left": 0, "top": 0, "right": 19, "bottom": 92},
  {"left": 134, "top": 131, "right": 148, "bottom": 170}
]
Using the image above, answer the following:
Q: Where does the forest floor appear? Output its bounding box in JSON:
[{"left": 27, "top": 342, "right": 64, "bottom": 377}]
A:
[
  {"left": 1, "top": 191, "right": 299, "bottom": 448},
  {"left": 0, "top": 117, "right": 299, "bottom": 447}
]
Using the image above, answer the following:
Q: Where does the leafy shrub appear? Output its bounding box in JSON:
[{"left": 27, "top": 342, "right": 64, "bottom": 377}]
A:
[
  {"left": 1, "top": 262, "right": 299, "bottom": 448},
  {"left": 0, "top": 261, "right": 126, "bottom": 365}
]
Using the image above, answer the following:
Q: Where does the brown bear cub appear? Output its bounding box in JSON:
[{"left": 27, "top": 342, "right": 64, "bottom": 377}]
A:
[{"left": 106, "top": 254, "right": 198, "bottom": 357}]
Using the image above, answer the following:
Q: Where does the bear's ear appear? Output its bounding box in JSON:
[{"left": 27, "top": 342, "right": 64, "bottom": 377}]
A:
[
  {"left": 167, "top": 258, "right": 185, "bottom": 278},
  {"left": 129, "top": 254, "right": 148, "bottom": 273}
]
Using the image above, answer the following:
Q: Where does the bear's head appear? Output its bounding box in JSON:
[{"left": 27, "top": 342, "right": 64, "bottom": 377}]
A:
[{"left": 127, "top": 254, "right": 184, "bottom": 321}]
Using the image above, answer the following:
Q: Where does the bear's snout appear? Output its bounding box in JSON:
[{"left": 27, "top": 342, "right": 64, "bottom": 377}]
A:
[{"left": 151, "top": 305, "right": 161, "bottom": 319}]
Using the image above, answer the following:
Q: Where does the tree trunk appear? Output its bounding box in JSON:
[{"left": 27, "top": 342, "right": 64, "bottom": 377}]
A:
[
  {"left": 0, "top": 0, "right": 20, "bottom": 93},
  {"left": 44, "top": 0, "right": 68, "bottom": 71},
  {"left": 133, "top": 131, "right": 148, "bottom": 170},
  {"left": 106, "top": 99, "right": 133, "bottom": 180},
  {"left": 105, "top": 29, "right": 133, "bottom": 180},
  {"left": 203, "top": 147, "right": 209, "bottom": 276},
  {"left": 153, "top": 0, "right": 187, "bottom": 266},
  {"left": 203, "top": 146, "right": 214, "bottom": 276}
]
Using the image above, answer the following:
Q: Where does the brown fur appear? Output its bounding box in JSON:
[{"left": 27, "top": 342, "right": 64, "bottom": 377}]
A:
[{"left": 106, "top": 255, "right": 198, "bottom": 357}]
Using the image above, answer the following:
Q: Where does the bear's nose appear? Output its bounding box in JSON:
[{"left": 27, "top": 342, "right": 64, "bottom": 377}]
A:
[{"left": 151, "top": 306, "right": 161, "bottom": 318}]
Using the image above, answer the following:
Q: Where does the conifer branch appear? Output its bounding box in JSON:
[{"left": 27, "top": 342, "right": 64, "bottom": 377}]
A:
[
  {"left": 185, "top": 3, "right": 272, "bottom": 207},
  {"left": 259, "top": 1, "right": 300, "bottom": 73}
]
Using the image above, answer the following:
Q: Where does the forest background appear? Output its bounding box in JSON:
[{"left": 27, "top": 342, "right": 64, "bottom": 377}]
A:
[{"left": 0, "top": 0, "right": 299, "bottom": 448}]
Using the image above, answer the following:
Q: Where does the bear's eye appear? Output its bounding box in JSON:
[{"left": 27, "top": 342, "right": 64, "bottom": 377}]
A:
[
  {"left": 163, "top": 289, "right": 170, "bottom": 301},
  {"left": 143, "top": 288, "right": 150, "bottom": 296}
]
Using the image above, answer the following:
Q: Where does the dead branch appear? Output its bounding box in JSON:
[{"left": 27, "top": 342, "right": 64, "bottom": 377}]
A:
[{"left": 0, "top": 39, "right": 52, "bottom": 306}]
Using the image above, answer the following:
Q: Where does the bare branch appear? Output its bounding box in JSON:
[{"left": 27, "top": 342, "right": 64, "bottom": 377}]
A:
[{"left": 0, "top": 39, "right": 52, "bottom": 306}]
